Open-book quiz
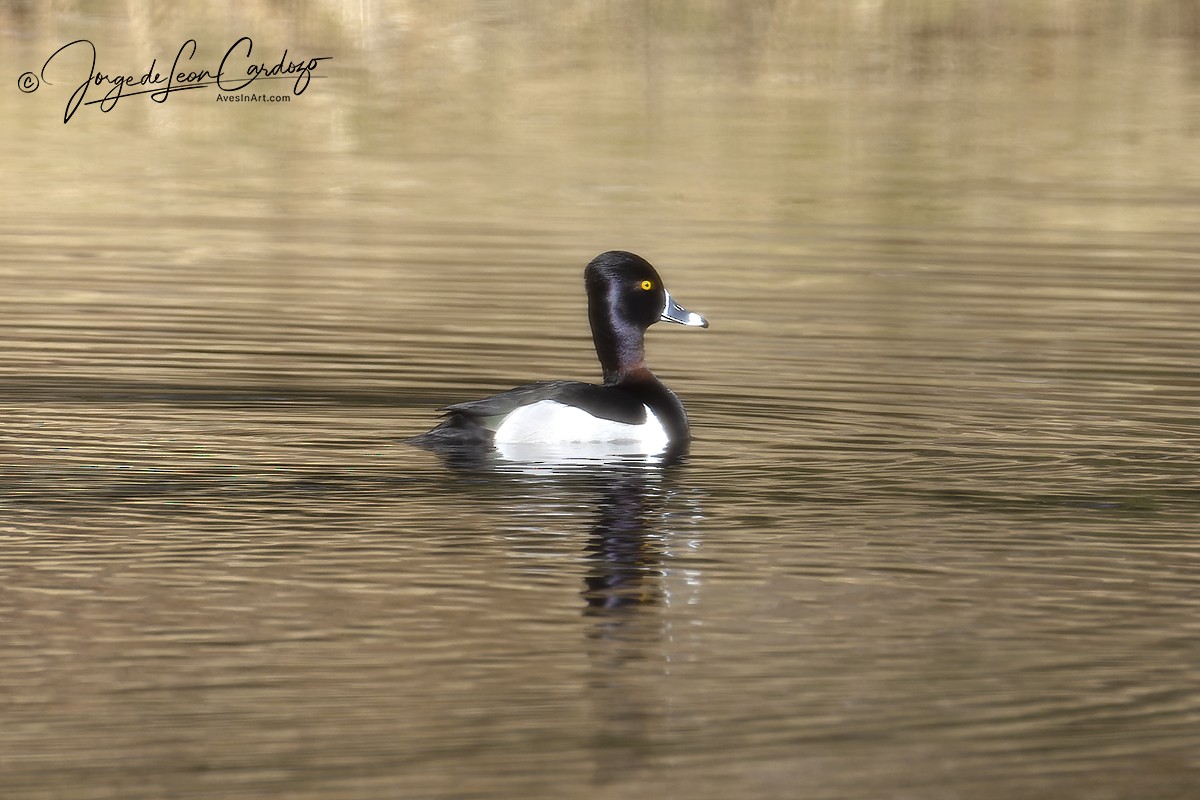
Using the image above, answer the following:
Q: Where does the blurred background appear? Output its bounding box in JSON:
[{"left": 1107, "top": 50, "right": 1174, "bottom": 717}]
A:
[{"left": 3, "top": 3, "right": 1200, "bottom": 799}]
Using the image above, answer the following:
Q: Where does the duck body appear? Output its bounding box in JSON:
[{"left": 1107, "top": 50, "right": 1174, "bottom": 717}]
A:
[
  {"left": 410, "top": 251, "right": 707, "bottom": 453},
  {"left": 422, "top": 377, "right": 686, "bottom": 448}
]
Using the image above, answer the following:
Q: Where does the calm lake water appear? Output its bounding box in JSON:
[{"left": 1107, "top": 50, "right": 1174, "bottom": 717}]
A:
[{"left": 3, "top": 3, "right": 1200, "bottom": 798}]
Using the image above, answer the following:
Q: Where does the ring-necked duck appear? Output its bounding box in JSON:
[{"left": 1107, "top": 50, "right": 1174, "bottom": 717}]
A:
[{"left": 410, "top": 251, "right": 708, "bottom": 452}]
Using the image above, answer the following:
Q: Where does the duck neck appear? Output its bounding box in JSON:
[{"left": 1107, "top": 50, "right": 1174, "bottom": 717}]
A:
[{"left": 590, "top": 307, "right": 652, "bottom": 385}]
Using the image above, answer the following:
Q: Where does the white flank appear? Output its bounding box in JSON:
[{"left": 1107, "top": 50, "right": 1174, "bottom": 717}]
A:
[{"left": 493, "top": 400, "right": 669, "bottom": 450}]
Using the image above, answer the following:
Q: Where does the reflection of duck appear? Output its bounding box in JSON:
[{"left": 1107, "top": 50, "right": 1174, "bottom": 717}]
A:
[
  {"left": 578, "top": 464, "right": 705, "bottom": 784},
  {"left": 409, "top": 251, "right": 708, "bottom": 454},
  {"left": 416, "top": 442, "right": 694, "bottom": 619},
  {"left": 414, "top": 440, "right": 704, "bottom": 780},
  {"left": 582, "top": 472, "right": 665, "bottom": 616}
]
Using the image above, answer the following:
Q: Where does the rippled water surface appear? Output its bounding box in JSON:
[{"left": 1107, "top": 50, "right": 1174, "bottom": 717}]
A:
[{"left": 4, "top": 4, "right": 1200, "bottom": 799}]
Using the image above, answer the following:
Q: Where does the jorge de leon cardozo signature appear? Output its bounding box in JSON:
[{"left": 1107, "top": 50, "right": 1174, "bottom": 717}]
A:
[{"left": 18, "top": 37, "right": 331, "bottom": 123}]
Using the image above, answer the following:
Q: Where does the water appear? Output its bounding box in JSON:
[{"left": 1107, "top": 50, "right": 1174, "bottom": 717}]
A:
[{"left": 4, "top": 4, "right": 1200, "bottom": 798}]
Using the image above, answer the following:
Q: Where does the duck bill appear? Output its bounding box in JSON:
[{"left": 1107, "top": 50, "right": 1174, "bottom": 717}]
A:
[
  {"left": 660, "top": 291, "right": 709, "bottom": 328},
  {"left": 661, "top": 294, "right": 709, "bottom": 328}
]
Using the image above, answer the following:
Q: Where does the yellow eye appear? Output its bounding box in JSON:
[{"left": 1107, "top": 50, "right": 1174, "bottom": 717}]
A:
[{"left": 640, "top": 280, "right": 653, "bottom": 291}]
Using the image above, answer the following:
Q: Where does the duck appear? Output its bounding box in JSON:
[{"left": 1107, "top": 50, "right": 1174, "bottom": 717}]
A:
[{"left": 409, "top": 250, "right": 708, "bottom": 453}]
